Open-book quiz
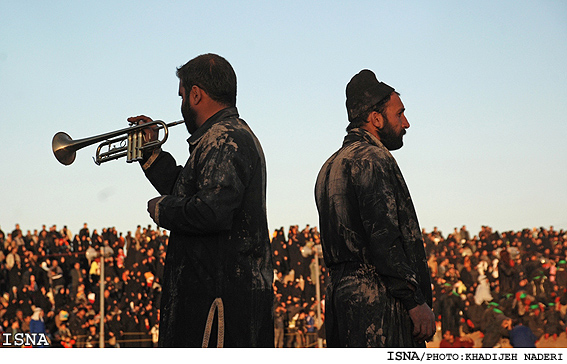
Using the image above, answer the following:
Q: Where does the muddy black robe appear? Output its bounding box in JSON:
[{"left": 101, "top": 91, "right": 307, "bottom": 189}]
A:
[
  {"left": 315, "top": 128, "right": 432, "bottom": 347},
  {"left": 315, "top": 129, "right": 432, "bottom": 347},
  {"left": 142, "top": 107, "right": 273, "bottom": 347}
]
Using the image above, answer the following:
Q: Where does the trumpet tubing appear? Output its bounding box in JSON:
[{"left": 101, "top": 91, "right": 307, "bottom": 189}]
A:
[{"left": 52, "top": 120, "right": 184, "bottom": 165}]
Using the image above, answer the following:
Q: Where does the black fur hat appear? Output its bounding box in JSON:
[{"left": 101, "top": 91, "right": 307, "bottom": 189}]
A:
[{"left": 346, "top": 69, "right": 394, "bottom": 122}]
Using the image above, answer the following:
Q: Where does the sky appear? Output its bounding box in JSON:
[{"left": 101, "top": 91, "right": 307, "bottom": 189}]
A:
[{"left": 0, "top": 0, "right": 566, "bottom": 239}]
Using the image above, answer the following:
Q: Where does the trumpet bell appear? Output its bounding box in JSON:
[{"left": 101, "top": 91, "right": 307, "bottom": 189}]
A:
[{"left": 52, "top": 131, "right": 76, "bottom": 166}]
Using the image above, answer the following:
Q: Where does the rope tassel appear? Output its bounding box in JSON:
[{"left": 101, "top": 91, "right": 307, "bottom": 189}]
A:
[{"left": 202, "top": 297, "right": 224, "bottom": 348}]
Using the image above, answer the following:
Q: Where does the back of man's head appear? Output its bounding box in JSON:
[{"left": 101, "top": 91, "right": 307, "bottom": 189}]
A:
[{"left": 176, "top": 53, "right": 237, "bottom": 107}]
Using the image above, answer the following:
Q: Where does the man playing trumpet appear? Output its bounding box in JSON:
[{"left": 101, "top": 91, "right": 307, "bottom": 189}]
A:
[{"left": 128, "top": 53, "right": 274, "bottom": 348}]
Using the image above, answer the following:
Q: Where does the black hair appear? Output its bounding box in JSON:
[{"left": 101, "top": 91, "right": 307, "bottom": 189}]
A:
[{"left": 176, "top": 53, "right": 237, "bottom": 107}]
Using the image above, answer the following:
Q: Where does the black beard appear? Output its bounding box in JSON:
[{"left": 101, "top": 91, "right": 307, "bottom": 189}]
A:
[
  {"left": 181, "top": 100, "right": 198, "bottom": 134},
  {"left": 377, "top": 115, "right": 404, "bottom": 151}
]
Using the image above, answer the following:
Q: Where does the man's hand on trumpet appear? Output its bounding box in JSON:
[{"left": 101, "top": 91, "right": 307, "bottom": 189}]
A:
[
  {"left": 128, "top": 115, "right": 166, "bottom": 226},
  {"left": 127, "top": 115, "right": 159, "bottom": 145}
]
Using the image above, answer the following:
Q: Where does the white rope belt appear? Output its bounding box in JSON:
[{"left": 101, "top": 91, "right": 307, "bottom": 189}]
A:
[{"left": 202, "top": 297, "right": 224, "bottom": 348}]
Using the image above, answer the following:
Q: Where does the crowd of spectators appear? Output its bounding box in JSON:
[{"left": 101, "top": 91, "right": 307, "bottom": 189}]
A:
[
  {"left": 428, "top": 225, "right": 567, "bottom": 348},
  {"left": 1, "top": 222, "right": 566, "bottom": 348},
  {"left": 272, "top": 225, "right": 326, "bottom": 348},
  {"left": 0, "top": 223, "right": 165, "bottom": 347}
]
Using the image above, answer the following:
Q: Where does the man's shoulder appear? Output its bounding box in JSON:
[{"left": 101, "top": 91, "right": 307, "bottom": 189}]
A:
[
  {"left": 195, "top": 117, "right": 262, "bottom": 163},
  {"left": 328, "top": 138, "right": 393, "bottom": 168},
  {"left": 317, "top": 140, "right": 390, "bottom": 189},
  {"left": 203, "top": 117, "right": 256, "bottom": 145}
]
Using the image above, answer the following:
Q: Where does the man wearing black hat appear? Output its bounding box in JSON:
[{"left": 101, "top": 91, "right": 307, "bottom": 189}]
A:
[{"left": 314, "top": 70, "right": 435, "bottom": 347}]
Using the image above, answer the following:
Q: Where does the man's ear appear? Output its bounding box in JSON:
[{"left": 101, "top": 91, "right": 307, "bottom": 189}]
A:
[
  {"left": 191, "top": 85, "right": 203, "bottom": 105},
  {"left": 368, "top": 111, "right": 384, "bottom": 130}
]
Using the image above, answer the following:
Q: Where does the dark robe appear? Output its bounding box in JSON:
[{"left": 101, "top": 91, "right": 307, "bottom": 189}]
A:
[
  {"left": 498, "top": 260, "right": 518, "bottom": 294},
  {"left": 142, "top": 107, "right": 273, "bottom": 347},
  {"left": 315, "top": 128, "right": 432, "bottom": 347},
  {"left": 462, "top": 301, "right": 484, "bottom": 333},
  {"left": 438, "top": 291, "right": 462, "bottom": 336},
  {"left": 527, "top": 311, "right": 545, "bottom": 339},
  {"left": 459, "top": 267, "right": 476, "bottom": 289},
  {"left": 543, "top": 308, "right": 564, "bottom": 335},
  {"left": 481, "top": 312, "right": 509, "bottom": 348}
]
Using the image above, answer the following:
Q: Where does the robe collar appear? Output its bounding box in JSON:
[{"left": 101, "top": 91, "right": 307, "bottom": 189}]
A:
[
  {"left": 187, "top": 107, "right": 239, "bottom": 153},
  {"left": 343, "top": 127, "right": 386, "bottom": 151}
]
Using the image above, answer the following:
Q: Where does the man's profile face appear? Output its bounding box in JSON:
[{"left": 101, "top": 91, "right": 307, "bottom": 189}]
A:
[{"left": 377, "top": 93, "right": 409, "bottom": 151}]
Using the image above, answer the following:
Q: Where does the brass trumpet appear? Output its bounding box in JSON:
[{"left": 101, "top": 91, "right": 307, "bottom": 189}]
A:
[{"left": 52, "top": 120, "right": 184, "bottom": 165}]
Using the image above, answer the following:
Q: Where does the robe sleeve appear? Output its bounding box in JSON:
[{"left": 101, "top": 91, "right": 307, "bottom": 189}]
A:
[
  {"left": 143, "top": 131, "right": 252, "bottom": 235},
  {"left": 141, "top": 148, "right": 183, "bottom": 195},
  {"left": 352, "top": 157, "right": 426, "bottom": 310}
]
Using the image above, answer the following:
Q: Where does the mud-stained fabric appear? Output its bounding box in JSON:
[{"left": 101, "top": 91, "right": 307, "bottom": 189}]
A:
[
  {"left": 315, "top": 128, "right": 432, "bottom": 347},
  {"left": 143, "top": 107, "right": 274, "bottom": 347}
]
